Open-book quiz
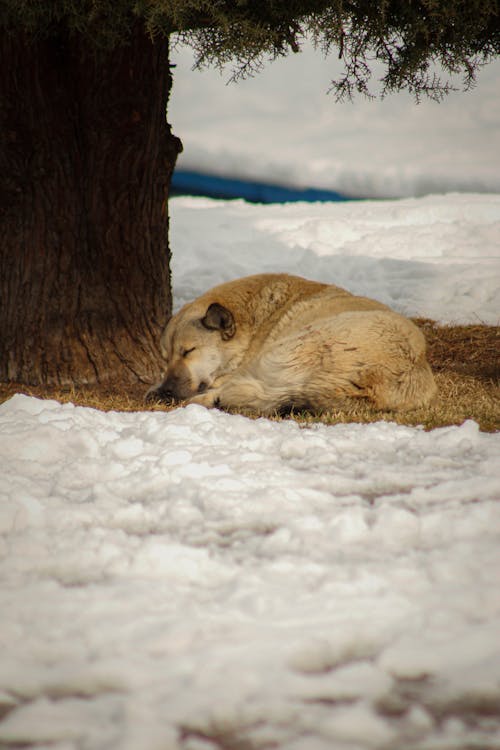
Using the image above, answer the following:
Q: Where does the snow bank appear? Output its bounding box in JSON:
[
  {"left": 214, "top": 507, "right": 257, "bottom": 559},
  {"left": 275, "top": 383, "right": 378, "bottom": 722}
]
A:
[
  {"left": 1, "top": 395, "right": 499, "bottom": 749},
  {"left": 171, "top": 193, "right": 500, "bottom": 324},
  {"left": 170, "top": 41, "right": 500, "bottom": 198}
]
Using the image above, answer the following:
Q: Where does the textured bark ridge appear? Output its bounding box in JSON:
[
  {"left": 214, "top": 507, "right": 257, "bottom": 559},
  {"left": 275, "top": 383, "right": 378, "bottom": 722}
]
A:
[{"left": 0, "top": 28, "right": 182, "bottom": 385}]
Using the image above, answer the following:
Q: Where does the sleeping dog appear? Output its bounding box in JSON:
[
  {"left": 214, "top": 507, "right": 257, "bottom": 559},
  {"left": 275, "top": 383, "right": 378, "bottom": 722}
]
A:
[{"left": 147, "top": 273, "right": 436, "bottom": 414}]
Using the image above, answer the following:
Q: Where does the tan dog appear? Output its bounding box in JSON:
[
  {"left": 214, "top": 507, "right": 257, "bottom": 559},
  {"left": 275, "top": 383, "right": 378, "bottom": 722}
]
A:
[{"left": 147, "top": 274, "right": 436, "bottom": 414}]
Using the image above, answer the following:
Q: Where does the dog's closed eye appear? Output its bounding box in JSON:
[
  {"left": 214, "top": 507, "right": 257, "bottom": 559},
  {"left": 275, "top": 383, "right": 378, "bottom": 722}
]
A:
[{"left": 181, "top": 347, "right": 196, "bottom": 358}]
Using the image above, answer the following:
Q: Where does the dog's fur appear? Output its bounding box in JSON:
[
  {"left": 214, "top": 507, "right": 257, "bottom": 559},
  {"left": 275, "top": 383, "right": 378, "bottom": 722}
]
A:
[{"left": 147, "top": 274, "right": 436, "bottom": 414}]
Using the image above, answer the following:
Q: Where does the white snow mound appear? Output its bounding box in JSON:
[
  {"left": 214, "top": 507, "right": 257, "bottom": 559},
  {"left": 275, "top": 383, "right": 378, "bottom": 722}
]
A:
[{"left": 1, "top": 394, "right": 499, "bottom": 749}]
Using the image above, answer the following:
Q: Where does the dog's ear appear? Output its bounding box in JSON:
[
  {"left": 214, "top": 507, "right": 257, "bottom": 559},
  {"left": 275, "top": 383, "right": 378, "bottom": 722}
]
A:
[{"left": 201, "top": 303, "right": 236, "bottom": 340}]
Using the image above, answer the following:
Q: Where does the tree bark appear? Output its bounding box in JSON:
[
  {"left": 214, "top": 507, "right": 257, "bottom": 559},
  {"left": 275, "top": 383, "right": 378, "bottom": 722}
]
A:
[{"left": 0, "top": 27, "right": 182, "bottom": 385}]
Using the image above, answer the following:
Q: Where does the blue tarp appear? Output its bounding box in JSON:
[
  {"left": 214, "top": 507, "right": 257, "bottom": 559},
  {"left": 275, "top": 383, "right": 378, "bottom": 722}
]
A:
[{"left": 171, "top": 169, "right": 356, "bottom": 204}]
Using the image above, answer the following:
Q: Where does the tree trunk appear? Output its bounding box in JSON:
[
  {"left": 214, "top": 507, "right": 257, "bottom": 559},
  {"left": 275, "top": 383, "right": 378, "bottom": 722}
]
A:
[{"left": 0, "top": 27, "right": 182, "bottom": 385}]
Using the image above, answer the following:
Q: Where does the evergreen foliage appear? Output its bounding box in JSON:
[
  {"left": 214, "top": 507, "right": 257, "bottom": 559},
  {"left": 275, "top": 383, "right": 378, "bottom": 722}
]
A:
[
  {"left": 2, "top": 0, "right": 500, "bottom": 100},
  {"left": 0, "top": 0, "right": 500, "bottom": 99},
  {"left": 1, "top": 0, "right": 499, "bottom": 98}
]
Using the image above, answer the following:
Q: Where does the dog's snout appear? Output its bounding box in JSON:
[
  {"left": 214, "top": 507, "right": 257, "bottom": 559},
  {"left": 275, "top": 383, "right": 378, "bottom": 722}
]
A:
[{"left": 145, "top": 363, "right": 195, "bottom": 403}]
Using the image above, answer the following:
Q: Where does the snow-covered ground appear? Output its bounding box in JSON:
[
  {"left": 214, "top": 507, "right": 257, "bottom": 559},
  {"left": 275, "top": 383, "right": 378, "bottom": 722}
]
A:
[
  {"left": 1, "top": 395, "right": 499, "bottom": 750},
  {"left": 169, "top": 194, "right": 500, "bottom": 325},
  {"left": 1, "top": 38, "right": 500, "bottom": 750},
  {"left": 170, "top": 41, "right": 500, "bottom": 198}
]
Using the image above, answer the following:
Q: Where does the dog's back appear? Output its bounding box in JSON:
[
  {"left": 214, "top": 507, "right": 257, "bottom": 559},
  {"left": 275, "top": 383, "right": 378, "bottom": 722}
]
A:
[{"left": 219, "top": 283, "right": 436, "bottom": 413}]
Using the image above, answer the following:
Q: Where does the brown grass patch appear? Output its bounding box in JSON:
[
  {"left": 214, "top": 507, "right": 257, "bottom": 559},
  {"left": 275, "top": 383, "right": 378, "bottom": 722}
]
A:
[{"left": 1, "top": 321, "right": 498, "bottom": 432}]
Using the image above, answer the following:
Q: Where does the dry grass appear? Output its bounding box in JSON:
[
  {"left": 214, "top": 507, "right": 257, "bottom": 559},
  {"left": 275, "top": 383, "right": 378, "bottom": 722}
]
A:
[{"left": 1, "top": 321, "right": 498, "bottom": 432}]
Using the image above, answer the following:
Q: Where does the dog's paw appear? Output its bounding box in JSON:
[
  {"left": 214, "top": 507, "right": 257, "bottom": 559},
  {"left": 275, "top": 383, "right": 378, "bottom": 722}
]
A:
[
  {"left": 186, "top": 390, "right": 220, "bottom": 409},
  {"left": 144, "top": 382, "right": 174, "bottom": 405}
]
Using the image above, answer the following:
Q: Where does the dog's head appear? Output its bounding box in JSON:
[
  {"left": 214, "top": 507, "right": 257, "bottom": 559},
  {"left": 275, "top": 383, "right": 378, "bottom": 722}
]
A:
[{"left": 147, "top": 300, "right": 238, "bottom": 404}]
